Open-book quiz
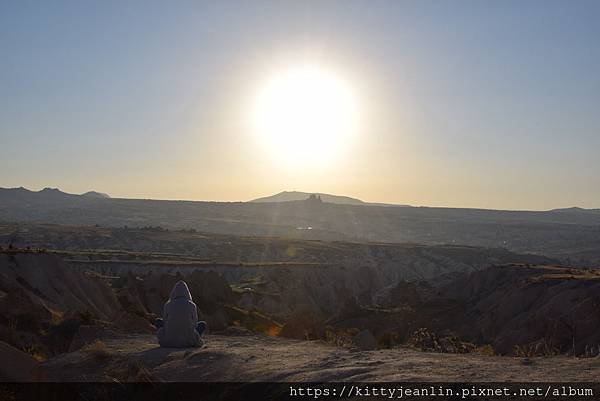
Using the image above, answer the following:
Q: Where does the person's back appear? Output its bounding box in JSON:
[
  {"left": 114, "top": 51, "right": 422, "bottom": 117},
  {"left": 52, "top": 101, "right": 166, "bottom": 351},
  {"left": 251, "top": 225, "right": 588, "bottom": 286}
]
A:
[{"left": 156, "top": 280, "right": 206, "bottom": 348}]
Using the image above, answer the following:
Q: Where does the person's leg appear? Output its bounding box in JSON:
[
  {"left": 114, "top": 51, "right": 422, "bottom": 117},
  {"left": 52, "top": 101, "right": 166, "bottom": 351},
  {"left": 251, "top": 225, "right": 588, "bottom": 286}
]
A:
[
  {"left": 155, "top": 318, "right": 164, "bottom": 329},
  {"left": 196, "top": 321, "right": 207, "bottom": 336}
]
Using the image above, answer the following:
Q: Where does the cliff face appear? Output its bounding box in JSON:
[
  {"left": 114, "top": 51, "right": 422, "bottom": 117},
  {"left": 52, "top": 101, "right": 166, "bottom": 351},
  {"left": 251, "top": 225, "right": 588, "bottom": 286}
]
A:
[
  {"left": 262, "top": 263, "right": 600, "bottom": 357},
  {"left": 64, "top": 243, "right": 553, "bottom": 321},
  {"left": 0, "top": 252, "right": 124, "bottom": 358},
  {"left": 442, "top": 265, "right": 600, "bottom": 355},
  {"left": 4, "top": 250, "right": 599, "bottom": 363},
  {"left": 0, "top": 253, "right": 120, "bottom": 322},
  {"left": 0, "top": 251, "right": 244, "bottom": 360}
]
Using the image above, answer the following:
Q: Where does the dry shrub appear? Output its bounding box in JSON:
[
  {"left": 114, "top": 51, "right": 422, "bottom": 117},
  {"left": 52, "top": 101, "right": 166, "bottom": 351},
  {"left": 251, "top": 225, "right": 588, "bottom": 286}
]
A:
[
  {"left": 583, "top": 344, "right": 600, "bottom": 358},
  {"left": 49, "top": 310, "right": 64, "bottom": 326},
  {"left": 514, "top": 339, "right": 560, "bottom": 357},
  {"left": 513, "top": 344, "right": 537, "bottom": 357},
  {"left": 106, "top": 359, "right": 154, "bottom": 382},
  {"left": 409, "top": 328, "right": 475, "bottom": 354},
  {"left": 266, "top": 324, "right": 282, "bottom": 337},
  {"left": 21, "top": 344, "right": 46, "bottom": 362},
  {"left": 87, "top": 340, "right": 112, "bottom": 361},
  {"left": 476, "top": 344, "right": 495, "bottom": 356},
  {"left": 125, "top": 360, "right": 154, "bottom": 382},
  {"left": 324, "top": 326, "right": 360, "bottom": 347},
  {"left": 537, "top": 339, "right": 560, "bottom": 356},
  {"left": 7, "top": 318, "right": 18, "bottom": 344},
  {"left": 78, "top": 310, "right": 95, "bottom": 325},
  {"left": 45, "top": 317, "right": 81, "bottom": 354},
  {"left": 0, "top": 387, "right": 16, "bottom": 401}
]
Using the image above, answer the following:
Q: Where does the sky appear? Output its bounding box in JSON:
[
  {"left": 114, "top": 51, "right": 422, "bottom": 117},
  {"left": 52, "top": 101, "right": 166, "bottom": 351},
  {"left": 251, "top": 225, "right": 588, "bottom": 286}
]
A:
[{"left": 1, "top": 0, "right": 599, "bottom": 210}]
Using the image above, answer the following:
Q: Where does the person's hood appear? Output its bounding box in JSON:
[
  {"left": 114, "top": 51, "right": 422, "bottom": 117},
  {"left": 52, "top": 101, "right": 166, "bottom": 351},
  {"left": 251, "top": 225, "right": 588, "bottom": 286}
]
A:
[{"left": 169, "top": 280, "right": 192, "bottom": 301}]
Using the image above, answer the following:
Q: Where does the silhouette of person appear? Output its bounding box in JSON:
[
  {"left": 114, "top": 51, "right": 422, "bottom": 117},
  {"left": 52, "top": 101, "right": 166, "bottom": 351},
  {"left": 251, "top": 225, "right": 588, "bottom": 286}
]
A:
[{"left": 156, "top": 280, "right": 206, "bottom": 347}]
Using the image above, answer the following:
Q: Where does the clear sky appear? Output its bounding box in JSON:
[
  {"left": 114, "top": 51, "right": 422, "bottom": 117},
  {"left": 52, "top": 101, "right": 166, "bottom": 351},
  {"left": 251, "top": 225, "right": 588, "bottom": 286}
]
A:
[{"left": 1, "top": 0, "right": 599, "bottom": 210}]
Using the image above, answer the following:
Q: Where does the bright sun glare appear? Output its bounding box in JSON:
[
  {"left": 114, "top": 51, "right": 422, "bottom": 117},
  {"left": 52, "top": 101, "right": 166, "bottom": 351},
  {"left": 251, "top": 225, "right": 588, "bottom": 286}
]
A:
[{"left": 253, "top": 66, "right": 358, "bottom": 165}]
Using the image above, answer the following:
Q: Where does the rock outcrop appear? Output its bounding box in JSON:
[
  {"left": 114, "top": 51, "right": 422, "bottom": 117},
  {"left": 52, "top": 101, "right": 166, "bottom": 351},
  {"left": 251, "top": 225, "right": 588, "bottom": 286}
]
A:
[
  {"left": 440, "top": 264, "right": 600, "bottom": 355},
  {"left": 0, "top": 253, "right": 120, "bottom": 322},
  {"left": 352, "top": 329, "right": 377, "bottom": 351}
]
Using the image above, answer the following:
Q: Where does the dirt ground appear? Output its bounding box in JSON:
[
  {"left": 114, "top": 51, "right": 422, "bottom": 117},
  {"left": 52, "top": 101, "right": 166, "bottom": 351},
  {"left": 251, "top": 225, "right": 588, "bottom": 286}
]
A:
[{"left": 42, "top": 333, "right": 600, "bottom": 382}]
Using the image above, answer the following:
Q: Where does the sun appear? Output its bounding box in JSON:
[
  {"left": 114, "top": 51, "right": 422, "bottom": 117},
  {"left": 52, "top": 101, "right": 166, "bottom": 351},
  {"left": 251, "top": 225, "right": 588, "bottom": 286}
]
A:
[{"left": 252, "top": 66, "right": 358, "bottom": 165}]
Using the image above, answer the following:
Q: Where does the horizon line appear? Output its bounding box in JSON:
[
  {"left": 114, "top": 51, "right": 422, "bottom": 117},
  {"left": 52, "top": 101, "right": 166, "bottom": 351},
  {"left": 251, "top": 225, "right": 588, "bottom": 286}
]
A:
[{"left": 1, "top": 185, "right": 598, "bottom": 213}]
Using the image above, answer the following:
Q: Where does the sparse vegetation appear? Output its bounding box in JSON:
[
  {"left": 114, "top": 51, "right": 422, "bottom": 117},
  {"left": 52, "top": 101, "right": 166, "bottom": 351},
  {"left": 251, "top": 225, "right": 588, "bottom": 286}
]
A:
[
  {"left": 50, "top": 310, "right": 64, "bottom": 326},
  {"left": 324, "top": 327, "right": 360, "bottom": 347},
  {"left": 409, "top": 328, "right": 476, "bottom": 354},
  {"left": 87, "top": 340, "right": 113, "bottom": 361},
  {"left": 7, "top": 318, "right": 19, "bottom": 345},
  {"left": 514, "top": 340, "right": 560, "bottom": 358},
  {"left": 0, "top": 387, "right": 16, "bottom": 401},
  {"left": 476, "top": 344, "right": 496, "bottom": 356},
  {"left": 45, "top": 317, "right": 82, "bottom": 354},
  {"left": 21, "top": 344, "right": 46, "bottom": 362},
  {"left": 105, "top": 358, "right": 154, "bottom": 382},
  {"left": 78, "top": 310, "right": 95, "bottom": 325}
]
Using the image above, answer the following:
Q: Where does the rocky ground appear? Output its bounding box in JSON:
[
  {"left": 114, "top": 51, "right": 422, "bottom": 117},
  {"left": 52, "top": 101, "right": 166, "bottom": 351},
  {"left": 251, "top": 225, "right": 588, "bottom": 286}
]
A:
[{"left": 41, "top": 333, "right": 600, "bottom": 382}]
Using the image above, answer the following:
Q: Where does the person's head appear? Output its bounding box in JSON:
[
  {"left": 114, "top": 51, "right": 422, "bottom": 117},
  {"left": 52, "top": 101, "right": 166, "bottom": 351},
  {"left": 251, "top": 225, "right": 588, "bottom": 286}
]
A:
[{"left": 170, "top": 280, "right": 192, "bottom": 301}]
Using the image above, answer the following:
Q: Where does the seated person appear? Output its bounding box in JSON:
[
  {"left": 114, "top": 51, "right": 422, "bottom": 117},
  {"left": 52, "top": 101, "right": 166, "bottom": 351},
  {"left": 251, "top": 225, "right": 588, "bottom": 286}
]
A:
[{"left": 156, "top": 280, "right": 206, "bottom": 347}]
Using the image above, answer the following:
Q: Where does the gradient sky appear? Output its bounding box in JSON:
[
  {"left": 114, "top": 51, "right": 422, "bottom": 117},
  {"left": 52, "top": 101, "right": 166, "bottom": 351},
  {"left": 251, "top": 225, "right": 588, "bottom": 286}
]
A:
[{"left": 1, "top": 0, "right": 599, "bottom": 210}]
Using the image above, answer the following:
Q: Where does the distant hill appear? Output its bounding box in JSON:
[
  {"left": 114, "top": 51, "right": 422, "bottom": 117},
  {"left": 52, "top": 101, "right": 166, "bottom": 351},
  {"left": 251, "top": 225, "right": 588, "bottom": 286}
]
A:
[
  {"left": 550, "top": 206, "right": 600, "bottom": 214},
  {"left": 0, "top": 187, "right": 109, "bottom": 202},
  {"left": 0, "top": 187, "right": 77, "bottom": 202},
  {"left": 81, "top": 191, "right": 111, "bottom": 199},
  {"left": 2, "top": 186, "right": 600, "bottom": 265},
  {"left": 250, "top": 191, "right": 367, "bottom": 205}
]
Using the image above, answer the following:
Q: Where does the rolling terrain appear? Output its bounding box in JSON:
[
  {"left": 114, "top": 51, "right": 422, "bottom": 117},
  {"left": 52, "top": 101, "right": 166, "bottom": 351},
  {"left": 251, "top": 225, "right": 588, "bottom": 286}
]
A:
[
  {"left": 1, "top": 187, "right": 600, "bottom": 264},
  {"left": 1, "top": 189, "right": 600, "bottom": 382},
  {"left": 3, "top": 249, "right": 600, "bottom": 382}
]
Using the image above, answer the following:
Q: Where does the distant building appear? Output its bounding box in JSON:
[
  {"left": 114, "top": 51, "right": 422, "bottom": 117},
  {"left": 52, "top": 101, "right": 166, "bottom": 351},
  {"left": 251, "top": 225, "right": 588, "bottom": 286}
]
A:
[{"left": 307, "top": 194, "right": 323, "bottom": 203}]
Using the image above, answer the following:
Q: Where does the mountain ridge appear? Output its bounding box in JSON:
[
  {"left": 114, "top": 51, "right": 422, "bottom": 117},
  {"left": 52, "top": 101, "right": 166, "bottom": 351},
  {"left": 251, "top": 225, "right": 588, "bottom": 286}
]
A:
[
  {"left": 0, "top": 187, "right": 110, "bottom": 199},
  {"left": 250, "top": 190, "right": 411, "bottom": 207},
  {"left": 2, "top": 187, "right": 598, "bottom": 212},
  {"left": 82, "top": 190, "right": 111, "bottom": 199}
]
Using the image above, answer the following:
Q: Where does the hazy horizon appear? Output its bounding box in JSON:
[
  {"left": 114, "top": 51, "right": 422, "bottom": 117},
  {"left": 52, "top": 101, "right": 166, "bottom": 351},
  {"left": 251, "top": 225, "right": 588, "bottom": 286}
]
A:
[
  {"left": 2, "top": 1, "right": 599, "bottom": 210},
  {"left": 4, "top": 184, "right": 600, "bottom": 211}
]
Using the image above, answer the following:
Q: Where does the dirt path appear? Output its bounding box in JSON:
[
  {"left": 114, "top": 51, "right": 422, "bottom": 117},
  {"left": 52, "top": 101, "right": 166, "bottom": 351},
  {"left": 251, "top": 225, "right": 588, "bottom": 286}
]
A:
[{"left": 42, "top": 334, "right": 600, "bottom": 382}]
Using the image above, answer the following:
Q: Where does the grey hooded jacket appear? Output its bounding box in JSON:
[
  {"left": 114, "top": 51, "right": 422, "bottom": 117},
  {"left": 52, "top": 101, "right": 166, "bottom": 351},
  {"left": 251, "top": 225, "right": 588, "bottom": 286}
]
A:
[{"left": 157, "top": 281, "right": 202, "bottom": 348}]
